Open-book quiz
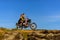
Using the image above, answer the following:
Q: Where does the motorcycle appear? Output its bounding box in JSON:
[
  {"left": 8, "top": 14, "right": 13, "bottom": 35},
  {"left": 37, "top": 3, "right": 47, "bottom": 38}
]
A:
[{"left": 16, "top": 18, "right": 37, "bottom": 30}]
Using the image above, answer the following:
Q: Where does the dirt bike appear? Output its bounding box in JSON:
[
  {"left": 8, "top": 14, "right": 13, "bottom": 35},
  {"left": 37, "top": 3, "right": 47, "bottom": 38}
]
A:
[{"left": 16, "top": 18, "right": 37, "bottom": 30}]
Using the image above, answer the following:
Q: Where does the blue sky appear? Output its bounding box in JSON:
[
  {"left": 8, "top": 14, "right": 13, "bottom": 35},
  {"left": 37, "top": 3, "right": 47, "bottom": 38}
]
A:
[{"left": 0, "top": 0, "right": 60, "bottom": 30}]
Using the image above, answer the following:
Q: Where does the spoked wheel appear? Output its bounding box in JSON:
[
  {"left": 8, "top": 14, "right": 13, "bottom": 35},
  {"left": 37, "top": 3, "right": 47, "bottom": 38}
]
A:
[
  {"left": 18, "top": 26, "right": 23, "bottom": 30},
  {"left": 30, "top": 23, "right": 37, "bottom": 30},
  {"left": 16, "top": 23, "right": 23, "bottom": 30},
  {"left": 16, "top": 26, "right": 23, "bottom": 30}
]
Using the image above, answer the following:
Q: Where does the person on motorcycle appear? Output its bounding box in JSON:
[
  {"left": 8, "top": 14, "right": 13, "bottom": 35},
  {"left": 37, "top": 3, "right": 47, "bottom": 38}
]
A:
[{"left": 18, "top": 13, "right": 28, "bottom": 27}]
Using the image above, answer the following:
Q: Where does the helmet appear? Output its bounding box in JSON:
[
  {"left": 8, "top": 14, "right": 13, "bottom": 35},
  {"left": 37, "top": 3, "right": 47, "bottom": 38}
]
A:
[
  {"left": 20, "top": 13, "right": 25, "bottom": 16},
  {"left": 22, "top": 13, "right": 25, "bottom": 15}
]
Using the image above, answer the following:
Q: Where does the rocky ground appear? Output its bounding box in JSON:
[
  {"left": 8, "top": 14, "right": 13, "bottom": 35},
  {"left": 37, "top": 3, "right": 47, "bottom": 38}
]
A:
[{"left": 0, "top": 29, "right": 60, "bottom": 40}]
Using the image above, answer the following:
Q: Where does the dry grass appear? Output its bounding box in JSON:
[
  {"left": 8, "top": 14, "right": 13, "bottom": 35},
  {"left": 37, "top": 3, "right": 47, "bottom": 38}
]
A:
[{"left": 0, "top": 28, "right": 60, "bottom": 40}]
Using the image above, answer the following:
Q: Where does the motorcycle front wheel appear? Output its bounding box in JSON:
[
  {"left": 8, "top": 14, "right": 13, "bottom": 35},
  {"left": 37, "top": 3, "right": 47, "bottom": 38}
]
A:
[{"left": 30, "top": 23, "right": 37, "bottom": 30}]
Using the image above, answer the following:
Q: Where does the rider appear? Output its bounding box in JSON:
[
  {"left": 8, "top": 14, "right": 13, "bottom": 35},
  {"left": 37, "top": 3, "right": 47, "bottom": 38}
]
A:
[{"left": 18, "top": 13, "right": 28, "bottom": 27}]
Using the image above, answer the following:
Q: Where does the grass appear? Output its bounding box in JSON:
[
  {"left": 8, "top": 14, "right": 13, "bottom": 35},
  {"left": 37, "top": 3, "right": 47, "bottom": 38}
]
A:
[
  {"left": 0, "top": 28, "right": 60, "bottom": 40},
  {"left": 0, "top": 32, "right": 4, "bottom": 40},
  {"left": 23, "top": 32, "right": 28, "bottom": 40}
]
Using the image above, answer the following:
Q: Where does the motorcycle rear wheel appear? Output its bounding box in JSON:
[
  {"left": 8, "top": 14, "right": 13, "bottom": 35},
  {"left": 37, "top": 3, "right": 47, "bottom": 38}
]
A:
[{"left": 16, "top": 23, "right": 23, "bottom": 30}]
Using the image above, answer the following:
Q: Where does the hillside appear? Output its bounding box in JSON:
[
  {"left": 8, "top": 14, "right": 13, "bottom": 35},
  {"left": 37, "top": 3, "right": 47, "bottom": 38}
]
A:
[{"left": 0, "top": 28, "right": 60, "bottom": 40}]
